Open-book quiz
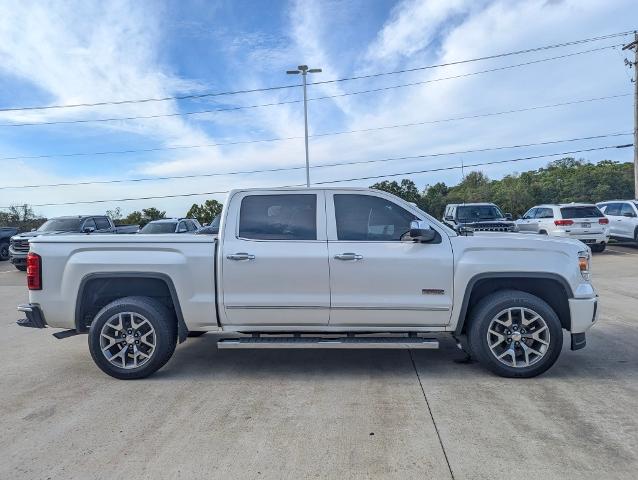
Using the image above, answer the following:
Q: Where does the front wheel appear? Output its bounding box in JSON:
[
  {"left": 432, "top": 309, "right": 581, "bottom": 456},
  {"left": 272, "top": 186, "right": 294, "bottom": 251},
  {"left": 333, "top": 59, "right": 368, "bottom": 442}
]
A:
[
  {"left": 467, "top": 290, "right": 563, "bottom": 378},
  {"left": 88, "top": 296, "right": 177, "bottom": 379}
]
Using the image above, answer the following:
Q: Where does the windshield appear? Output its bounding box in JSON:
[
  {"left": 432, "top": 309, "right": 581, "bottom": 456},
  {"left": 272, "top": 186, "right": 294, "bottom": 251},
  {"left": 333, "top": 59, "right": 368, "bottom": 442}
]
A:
[
  {"left": 456, "top": 205, "right": 504, "bottom": 222},
  {"left": 38, "top": 218, "right": 82, "bottom": 232},
  {"left": 139, "top": 222, "right": 177, "bottom": 234},
  {"left": 560, "top": 206, "right": 603, "bottom": 219}
]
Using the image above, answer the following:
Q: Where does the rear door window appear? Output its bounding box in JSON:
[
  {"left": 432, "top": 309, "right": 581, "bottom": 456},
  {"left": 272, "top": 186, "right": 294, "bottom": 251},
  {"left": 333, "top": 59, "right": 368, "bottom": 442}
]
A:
[
  {"left": 559, "top": 206, "right": 604, "bottom": 219},
  {"left": 536, "top": 208, "right": 554, "bottom": 219},
  {"left": 239, "top": 194, "right": 317, "bottom": 240}
]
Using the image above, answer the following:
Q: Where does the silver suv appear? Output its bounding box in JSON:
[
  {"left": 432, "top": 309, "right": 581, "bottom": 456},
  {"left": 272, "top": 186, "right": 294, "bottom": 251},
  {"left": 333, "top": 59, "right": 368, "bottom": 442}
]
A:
[
  {"left": 515, "top": 203, "right": 610, "bottom": 252},
  {"left": 596, "top": 200, "right": 638, "bottom": 242}
]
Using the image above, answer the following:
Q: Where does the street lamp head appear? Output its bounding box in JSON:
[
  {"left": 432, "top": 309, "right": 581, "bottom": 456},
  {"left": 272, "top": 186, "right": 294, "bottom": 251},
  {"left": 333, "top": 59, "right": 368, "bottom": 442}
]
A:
[
  {"left": 286, "top": 70, "right": 300, "bottom": 74},
  {"left": 308, "top": 68, "right": 322, "bottom": 73}
]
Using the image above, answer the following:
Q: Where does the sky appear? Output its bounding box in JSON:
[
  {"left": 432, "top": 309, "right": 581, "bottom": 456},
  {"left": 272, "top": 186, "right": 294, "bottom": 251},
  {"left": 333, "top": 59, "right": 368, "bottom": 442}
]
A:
[{"left": 0, "top": 0, "right": 635, "bottom": 218}]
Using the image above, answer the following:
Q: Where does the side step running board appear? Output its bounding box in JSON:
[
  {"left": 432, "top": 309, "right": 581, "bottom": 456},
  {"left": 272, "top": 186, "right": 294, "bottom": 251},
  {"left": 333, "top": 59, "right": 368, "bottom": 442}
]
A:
[{"left": 217, "top": 336, "right": 439, "bottom": 349}]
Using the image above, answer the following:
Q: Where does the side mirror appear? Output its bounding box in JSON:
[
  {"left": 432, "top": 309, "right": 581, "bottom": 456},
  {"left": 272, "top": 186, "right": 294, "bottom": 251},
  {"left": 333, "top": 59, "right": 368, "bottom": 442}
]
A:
[
  {"left": 505, "top": 213, "right": 513, "bottom": 220},
  {"left": 409, "top": 220, "right": 437, "bottom": 243},
  {"left": 31, "top": 228, "right": 36, "bottom": 232},
  {"left": 83, "top": 227, "right": 95, "bottom": 234},
  {"left": 444, "top": 215, "right": 454, "bottom": 222}
]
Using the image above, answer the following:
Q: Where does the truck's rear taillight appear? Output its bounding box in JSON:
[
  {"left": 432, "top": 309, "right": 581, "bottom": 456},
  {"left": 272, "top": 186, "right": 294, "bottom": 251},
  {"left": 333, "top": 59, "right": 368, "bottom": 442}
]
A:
[
  {"left": 554, "top": 219, "right": 573, "bottom": 226},
  {"left": 27, "top": 252, "right": 42, "bottom": 290}
]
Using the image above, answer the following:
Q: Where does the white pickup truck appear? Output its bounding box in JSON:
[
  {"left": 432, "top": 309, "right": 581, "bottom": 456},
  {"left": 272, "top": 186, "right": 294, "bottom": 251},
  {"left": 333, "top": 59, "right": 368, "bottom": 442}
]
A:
[{"left": 17, "top": 187, "right": 598, "bottom": 379}]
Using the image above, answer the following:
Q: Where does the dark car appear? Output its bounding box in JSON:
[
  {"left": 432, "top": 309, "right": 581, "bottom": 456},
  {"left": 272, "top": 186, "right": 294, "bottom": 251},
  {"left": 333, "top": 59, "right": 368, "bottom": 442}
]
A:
[
  {"left": 0, "top": 227, "right": 19, "bottom": 261},
  {"left": 195, "top": 215, "right": 220, "bottom": 235},
  {"left": 138, "top": 218, "right": 202, "bottom": 234},
  {"left": 442, "top": 203, "right": 517, "bottom": 233},
  {"left": 9, "top": 215, "right": 137, "bottom": 270}
]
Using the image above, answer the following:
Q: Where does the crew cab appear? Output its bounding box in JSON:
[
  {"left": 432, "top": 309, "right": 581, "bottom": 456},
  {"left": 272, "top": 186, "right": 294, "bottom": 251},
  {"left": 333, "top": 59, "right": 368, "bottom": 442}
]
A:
[
  {"left": 17, "top": 188, "right": 598, "bottom": 380},
  {"left": 9, "top": 215, "right": 137, "bottom": 270}
]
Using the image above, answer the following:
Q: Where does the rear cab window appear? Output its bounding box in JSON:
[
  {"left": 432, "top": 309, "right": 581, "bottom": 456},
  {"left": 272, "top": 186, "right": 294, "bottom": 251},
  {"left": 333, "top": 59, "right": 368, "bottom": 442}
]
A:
[
  {"left": 559, "top": 206, "right": 604, "bottom": 219},
  {"left": 239, "top": 194, "right": 317, "bottom": 240}
]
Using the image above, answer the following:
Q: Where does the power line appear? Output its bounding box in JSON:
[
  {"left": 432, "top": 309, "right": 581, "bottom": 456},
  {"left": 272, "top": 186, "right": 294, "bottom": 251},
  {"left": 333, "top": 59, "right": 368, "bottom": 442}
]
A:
[
  {"left": 0, "top": 93, "right": 630, "bottom": 162},
  {"left": 315, "top": 144, "right": 633, "bottom": 185},
  {"left": 0, "top": 45, "right": 619, "bottom": 128},
  {"left": 0, "top": 132, "right": 630, "bottom": 190},
  {"left": 1, "top": 144, "right": 631, "bottom": 208},
  {"left": 311, "top": 32, "right": 634, "bottom": 85},
  {"left": 0, "top": 31, "right": 631, "bottom": 113}
]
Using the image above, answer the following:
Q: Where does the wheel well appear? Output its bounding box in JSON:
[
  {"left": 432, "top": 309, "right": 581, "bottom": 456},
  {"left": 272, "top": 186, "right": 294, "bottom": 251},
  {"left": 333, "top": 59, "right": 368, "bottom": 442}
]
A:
[
  {"left": 458, "top": 277, "right": 571, "bottom": 334},
  {"left": 76, "top": 276, "right": 184, "bottom": 337}
]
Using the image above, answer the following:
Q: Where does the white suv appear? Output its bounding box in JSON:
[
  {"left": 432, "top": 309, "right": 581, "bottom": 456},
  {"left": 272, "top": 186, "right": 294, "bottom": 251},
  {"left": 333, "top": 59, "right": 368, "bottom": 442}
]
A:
[
  {"left": 596, "top": 200, "right": 638, "bottom": 243},
  {"left": 516, "top": 203, "right": 610, "bottom": 252}
]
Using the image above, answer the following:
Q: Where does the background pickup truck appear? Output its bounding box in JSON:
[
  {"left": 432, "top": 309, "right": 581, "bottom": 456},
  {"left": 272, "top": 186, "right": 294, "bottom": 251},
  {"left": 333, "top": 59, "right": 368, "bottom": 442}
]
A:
[
  {"left": 9, "top": 215, "right": 138, "bottom": 270},
  {"left": 17, "top": 188, "right": 599, "bottom": 380}
]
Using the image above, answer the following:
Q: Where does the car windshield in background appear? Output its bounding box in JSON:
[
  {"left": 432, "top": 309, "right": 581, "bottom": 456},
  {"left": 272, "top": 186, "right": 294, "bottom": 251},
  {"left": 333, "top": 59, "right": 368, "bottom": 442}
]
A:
[
  {"left": 139, "top": 223, "right": 177, "bottom": 234},
  {"left": 38, "top": 218, "right": 82, "bottom": 232},
  {"left": 456, "top": 205, "right": 503, "bottom": 222},
  {"left": 560, "top": 206, "right": 603, "bottom": 219}
]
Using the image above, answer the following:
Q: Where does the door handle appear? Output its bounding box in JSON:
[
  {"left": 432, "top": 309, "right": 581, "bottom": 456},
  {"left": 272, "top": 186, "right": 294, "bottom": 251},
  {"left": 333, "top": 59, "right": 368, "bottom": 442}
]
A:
[
  {"left": 334, "top": 253, "right": 363, "bottom": 261},
  {"left": 227, "top": 252, "right": 255, "bottom": 261}
]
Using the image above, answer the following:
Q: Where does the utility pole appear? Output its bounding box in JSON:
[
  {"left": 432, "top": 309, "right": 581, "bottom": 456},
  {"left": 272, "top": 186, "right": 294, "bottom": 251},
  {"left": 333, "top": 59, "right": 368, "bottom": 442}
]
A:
[
  {"left": 286, "top": 65, "right": 322, "bottom": 187},
  {"left": 622, "top": 32, "right": 638, "bottom": 198}
]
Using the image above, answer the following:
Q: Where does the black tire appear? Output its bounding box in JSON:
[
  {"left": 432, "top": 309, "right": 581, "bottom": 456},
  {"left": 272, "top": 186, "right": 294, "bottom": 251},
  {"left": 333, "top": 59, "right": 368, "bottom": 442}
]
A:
[
  {"left": 187, "top": 331, "right": 206, "bottom": 337},
  {"left": 590, "top": 243, "right": 606, "bottom": 253},
  {"left": 467, "top": 290, "right": 563, "bottom": 378},
  {"left": 14, "top": 264, "right": 27, "bottom": 271},
  {"left": 0, "top": 242, "right": 9, "bottom": 261},
  {"left": 88, "top": 296, "right": 177, "bottom": 380}
]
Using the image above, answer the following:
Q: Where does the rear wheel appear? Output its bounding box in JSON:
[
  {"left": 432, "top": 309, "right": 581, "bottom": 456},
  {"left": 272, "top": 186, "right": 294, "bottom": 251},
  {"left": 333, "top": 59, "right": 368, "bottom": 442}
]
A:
[
  {"left": 0, "top": 242, "right": 9, "bottom": 261},
  {"left": 467, "top": 290, "right": 563, "bottom": 378},
  {"left": 88, "top": 296, "right": 177, "bottom": 380},
  {"left": 590, "top": 243, "right": 606, "bottom": 253}
]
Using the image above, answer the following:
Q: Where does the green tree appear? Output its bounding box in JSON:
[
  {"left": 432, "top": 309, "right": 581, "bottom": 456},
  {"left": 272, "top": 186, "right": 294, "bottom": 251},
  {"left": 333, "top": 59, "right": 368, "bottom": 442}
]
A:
[
  {"left": 186, "top": 199, "right": 223, "bottom": 225},
  {"left": 371, "top": 179, "right": 420, "bottom": 204},
  {"left": 120, "top": 208, "right": 166, "bottom": 228}
]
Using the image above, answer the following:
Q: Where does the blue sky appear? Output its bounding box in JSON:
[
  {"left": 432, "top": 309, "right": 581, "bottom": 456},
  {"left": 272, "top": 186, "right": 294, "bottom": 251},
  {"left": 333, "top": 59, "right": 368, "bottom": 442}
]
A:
[{"left": 0, "top": 0, "right": 635, "bottom": 217}]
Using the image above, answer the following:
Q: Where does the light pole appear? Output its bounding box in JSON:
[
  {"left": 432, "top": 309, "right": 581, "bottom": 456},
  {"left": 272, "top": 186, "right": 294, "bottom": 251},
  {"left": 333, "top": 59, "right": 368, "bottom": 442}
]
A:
[{"left": 287, "top": 65, "right": 322, "bottom": 187}]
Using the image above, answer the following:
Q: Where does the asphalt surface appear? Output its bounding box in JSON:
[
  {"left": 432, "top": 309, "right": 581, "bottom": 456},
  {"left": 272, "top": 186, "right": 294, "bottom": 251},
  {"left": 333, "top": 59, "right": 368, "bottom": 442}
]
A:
[{"left": 1, "top": 244, "right": 637, "bottom": 479}]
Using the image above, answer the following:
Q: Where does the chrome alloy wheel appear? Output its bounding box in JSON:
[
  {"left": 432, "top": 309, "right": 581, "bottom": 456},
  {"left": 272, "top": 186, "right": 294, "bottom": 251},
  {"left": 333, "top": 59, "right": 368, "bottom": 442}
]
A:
[
  {"left": 486, "top": 307, "right": 550, "bottom": 368},
  {"left": 99, "top": 312, "right": 156, "bottom": 369}
]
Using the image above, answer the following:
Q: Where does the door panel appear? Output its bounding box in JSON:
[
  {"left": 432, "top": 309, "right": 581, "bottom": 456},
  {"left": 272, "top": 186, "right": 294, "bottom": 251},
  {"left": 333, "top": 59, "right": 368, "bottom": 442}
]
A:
[
  {"left": 220, "top": 191, "right": 329, "bottom": 326},
  {"left": 326, "top": 192, "right": 453, "bottom": 326}
]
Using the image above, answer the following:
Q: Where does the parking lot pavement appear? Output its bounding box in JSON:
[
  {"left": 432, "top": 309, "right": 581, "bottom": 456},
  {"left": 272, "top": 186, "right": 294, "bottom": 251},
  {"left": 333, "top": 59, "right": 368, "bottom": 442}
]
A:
[{"left": 1, "top": 249, "right": 637, "bottom": 480}]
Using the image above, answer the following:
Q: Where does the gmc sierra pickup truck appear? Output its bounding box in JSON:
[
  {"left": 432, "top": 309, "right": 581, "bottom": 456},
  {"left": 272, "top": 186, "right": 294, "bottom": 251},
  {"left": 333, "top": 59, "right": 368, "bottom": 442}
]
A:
[{"left": 17, "top": 188, "right": 598, "bottom": 380}]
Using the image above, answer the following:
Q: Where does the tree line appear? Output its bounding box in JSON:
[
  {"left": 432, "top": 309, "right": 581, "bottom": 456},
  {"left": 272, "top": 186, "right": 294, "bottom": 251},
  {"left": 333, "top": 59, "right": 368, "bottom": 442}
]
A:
[
  {"left": 371, "top": 158, "right": 634, "bottom": 219},
  {"left": 1, "top": 158, "right": 633, "bottom": 231}
]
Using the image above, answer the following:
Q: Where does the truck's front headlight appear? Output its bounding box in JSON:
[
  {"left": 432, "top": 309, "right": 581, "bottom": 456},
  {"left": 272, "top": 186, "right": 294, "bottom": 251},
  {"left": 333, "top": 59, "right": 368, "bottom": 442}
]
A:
[{"left": 578, "top": 250, "right": 591, "bottom": 281}]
